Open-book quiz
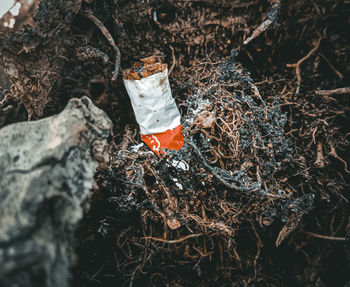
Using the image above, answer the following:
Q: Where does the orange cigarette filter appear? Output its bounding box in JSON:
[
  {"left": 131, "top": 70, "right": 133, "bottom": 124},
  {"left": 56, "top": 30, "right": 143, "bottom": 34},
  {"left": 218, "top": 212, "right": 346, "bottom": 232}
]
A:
[{"left": 141, "top": 125, "right": 184, "bottom": 156}]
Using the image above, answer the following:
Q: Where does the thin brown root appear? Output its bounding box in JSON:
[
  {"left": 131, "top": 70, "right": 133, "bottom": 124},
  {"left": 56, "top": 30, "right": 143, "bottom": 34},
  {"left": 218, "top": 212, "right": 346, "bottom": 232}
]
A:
[
  {"left": 314, "top": 141, "right": 324, "bottom": 168},
  {"left": 319, "top": 53, "right": 344, "bottom": 79},
  {"left": 243, "top": 0, "right": 280, "bottom": 45},
  {"left": 329, "top": 142, "right": 350, "bottom": 174},
  {"left": 82, "top": 9, "right": 121, "bottom": 80},
  {"left": 168, "top": 45, "right": 176, "bottom": 76},
  {"left": 305, "top": 231, "right": 346, "bottom": 241},
  {"left": 316, "top": 87, "right": 350, "bottom": 96},
  {"left": 141, "top": 233, "right": 205, "bottom": 244},
  {"left": 287, "top": 38, "right": 322, "bottom": 94}
]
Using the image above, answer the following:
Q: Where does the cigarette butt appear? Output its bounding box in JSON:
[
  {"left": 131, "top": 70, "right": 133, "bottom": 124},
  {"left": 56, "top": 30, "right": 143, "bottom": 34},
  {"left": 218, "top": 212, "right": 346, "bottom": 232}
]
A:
[{"left": 123, "top": 57, "right": 184, "bottom": 155}]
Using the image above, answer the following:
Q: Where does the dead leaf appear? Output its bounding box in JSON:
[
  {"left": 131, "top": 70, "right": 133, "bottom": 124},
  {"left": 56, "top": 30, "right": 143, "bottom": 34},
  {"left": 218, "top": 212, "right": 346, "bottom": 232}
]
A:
[
  {"left": 167, "top": 218, "right": 181, "bottom": 230},
  {"left": 276, "top": 211, "right": 306, "bottom": 247},
  {"left": 194, "top": 110, "right": 216, "bottom": 128}
]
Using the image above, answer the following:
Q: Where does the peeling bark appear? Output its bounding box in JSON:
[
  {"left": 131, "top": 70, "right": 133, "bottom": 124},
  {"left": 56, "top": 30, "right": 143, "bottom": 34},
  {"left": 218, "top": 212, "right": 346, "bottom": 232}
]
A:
[{"left": 0, "top": 96, "right": 112, "bottom": 287}]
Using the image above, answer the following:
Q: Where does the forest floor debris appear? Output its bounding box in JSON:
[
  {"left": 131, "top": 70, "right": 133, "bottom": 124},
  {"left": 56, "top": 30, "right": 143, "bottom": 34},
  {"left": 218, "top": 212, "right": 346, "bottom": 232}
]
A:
[{"left": 0, "top": 0, "right": 349, "bottom": 286}]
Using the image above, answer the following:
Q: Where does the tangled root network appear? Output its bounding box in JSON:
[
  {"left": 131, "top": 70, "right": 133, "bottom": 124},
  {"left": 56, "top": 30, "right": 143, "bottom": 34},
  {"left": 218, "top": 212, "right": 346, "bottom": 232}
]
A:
[{"left": 103, "top": 51, "right": 314, "bottom": 284}]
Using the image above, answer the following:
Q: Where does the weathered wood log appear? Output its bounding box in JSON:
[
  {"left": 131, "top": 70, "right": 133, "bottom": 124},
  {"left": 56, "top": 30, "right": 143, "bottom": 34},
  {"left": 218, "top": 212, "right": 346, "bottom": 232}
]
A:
[{"left": 0, "top": 96, "right": 112, "bottom": 287}]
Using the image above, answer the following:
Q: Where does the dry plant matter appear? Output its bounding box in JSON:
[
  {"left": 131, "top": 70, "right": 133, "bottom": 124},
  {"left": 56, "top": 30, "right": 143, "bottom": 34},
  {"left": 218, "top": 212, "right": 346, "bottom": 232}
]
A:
[
  {"left": 101, "top": 52, "right": 315, "bottom": 285},
  {"left": 0, "top": 0, "right": 349, "bottom": 286}
]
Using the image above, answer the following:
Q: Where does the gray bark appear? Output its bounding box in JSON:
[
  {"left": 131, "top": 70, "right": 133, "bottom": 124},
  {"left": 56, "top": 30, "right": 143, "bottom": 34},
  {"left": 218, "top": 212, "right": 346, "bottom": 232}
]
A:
[{"left": 0, "top": 96, "right": 112, "bottom": 287}]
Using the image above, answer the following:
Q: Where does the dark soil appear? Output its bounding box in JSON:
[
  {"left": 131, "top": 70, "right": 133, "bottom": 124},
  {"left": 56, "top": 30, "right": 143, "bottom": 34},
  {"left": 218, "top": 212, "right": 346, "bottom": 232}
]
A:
[{"left": 0, "top": 0, "right": 349, "bottom": 286}]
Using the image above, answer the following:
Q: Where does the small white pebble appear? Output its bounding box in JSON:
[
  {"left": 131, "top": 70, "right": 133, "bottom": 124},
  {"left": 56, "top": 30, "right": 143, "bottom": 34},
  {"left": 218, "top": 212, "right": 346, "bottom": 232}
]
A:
[
  {"left": 172, "top": 178, "right": 183, "bottom": 190},
  {"left": 153, "top": 11, "right": 157, "bottom": 22},
  {"left": 9, "top": 18, "right": 15, "bottom": 28},
  {"left": 130, "top": 142, "right": 144, "bottom": 152},
  {"left": 171, "top": 159, "right": 189, "bottom": 171}
]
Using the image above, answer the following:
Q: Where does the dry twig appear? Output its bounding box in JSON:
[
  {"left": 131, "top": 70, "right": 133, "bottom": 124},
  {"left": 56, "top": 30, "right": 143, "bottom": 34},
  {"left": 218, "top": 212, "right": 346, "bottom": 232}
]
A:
[
  {"left": 168, "top": 45, "right": 176, "bottom": 76},
  {"left": 319, "top": 53, "right": 344, "bottom": 79},
  {"left": 305, "top": 231, "right": 346, "bottom": 241},
  {"left": 287, "top": 38, "right": 322, "bottom": 94},
  {"left": 82, "top": 9, "right": 121, "bottom": 81},
  {"left": 316, "top": 87, "right": 350, "bottom": 96},
  {"left": 314, "top": 141, "right": 324, "bottom": 168},
  {"left": 141, "top": 233, "right": 205, "bottom": 244},
  {"left": 243, "top": 0, "right": 280, "bottom": 45}
]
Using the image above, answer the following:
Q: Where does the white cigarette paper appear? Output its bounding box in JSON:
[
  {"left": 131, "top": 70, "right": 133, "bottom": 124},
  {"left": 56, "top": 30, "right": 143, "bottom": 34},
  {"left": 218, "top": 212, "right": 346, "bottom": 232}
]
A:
[{"left": 123, "top": 68, "right": 181, "bottom": 135}]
